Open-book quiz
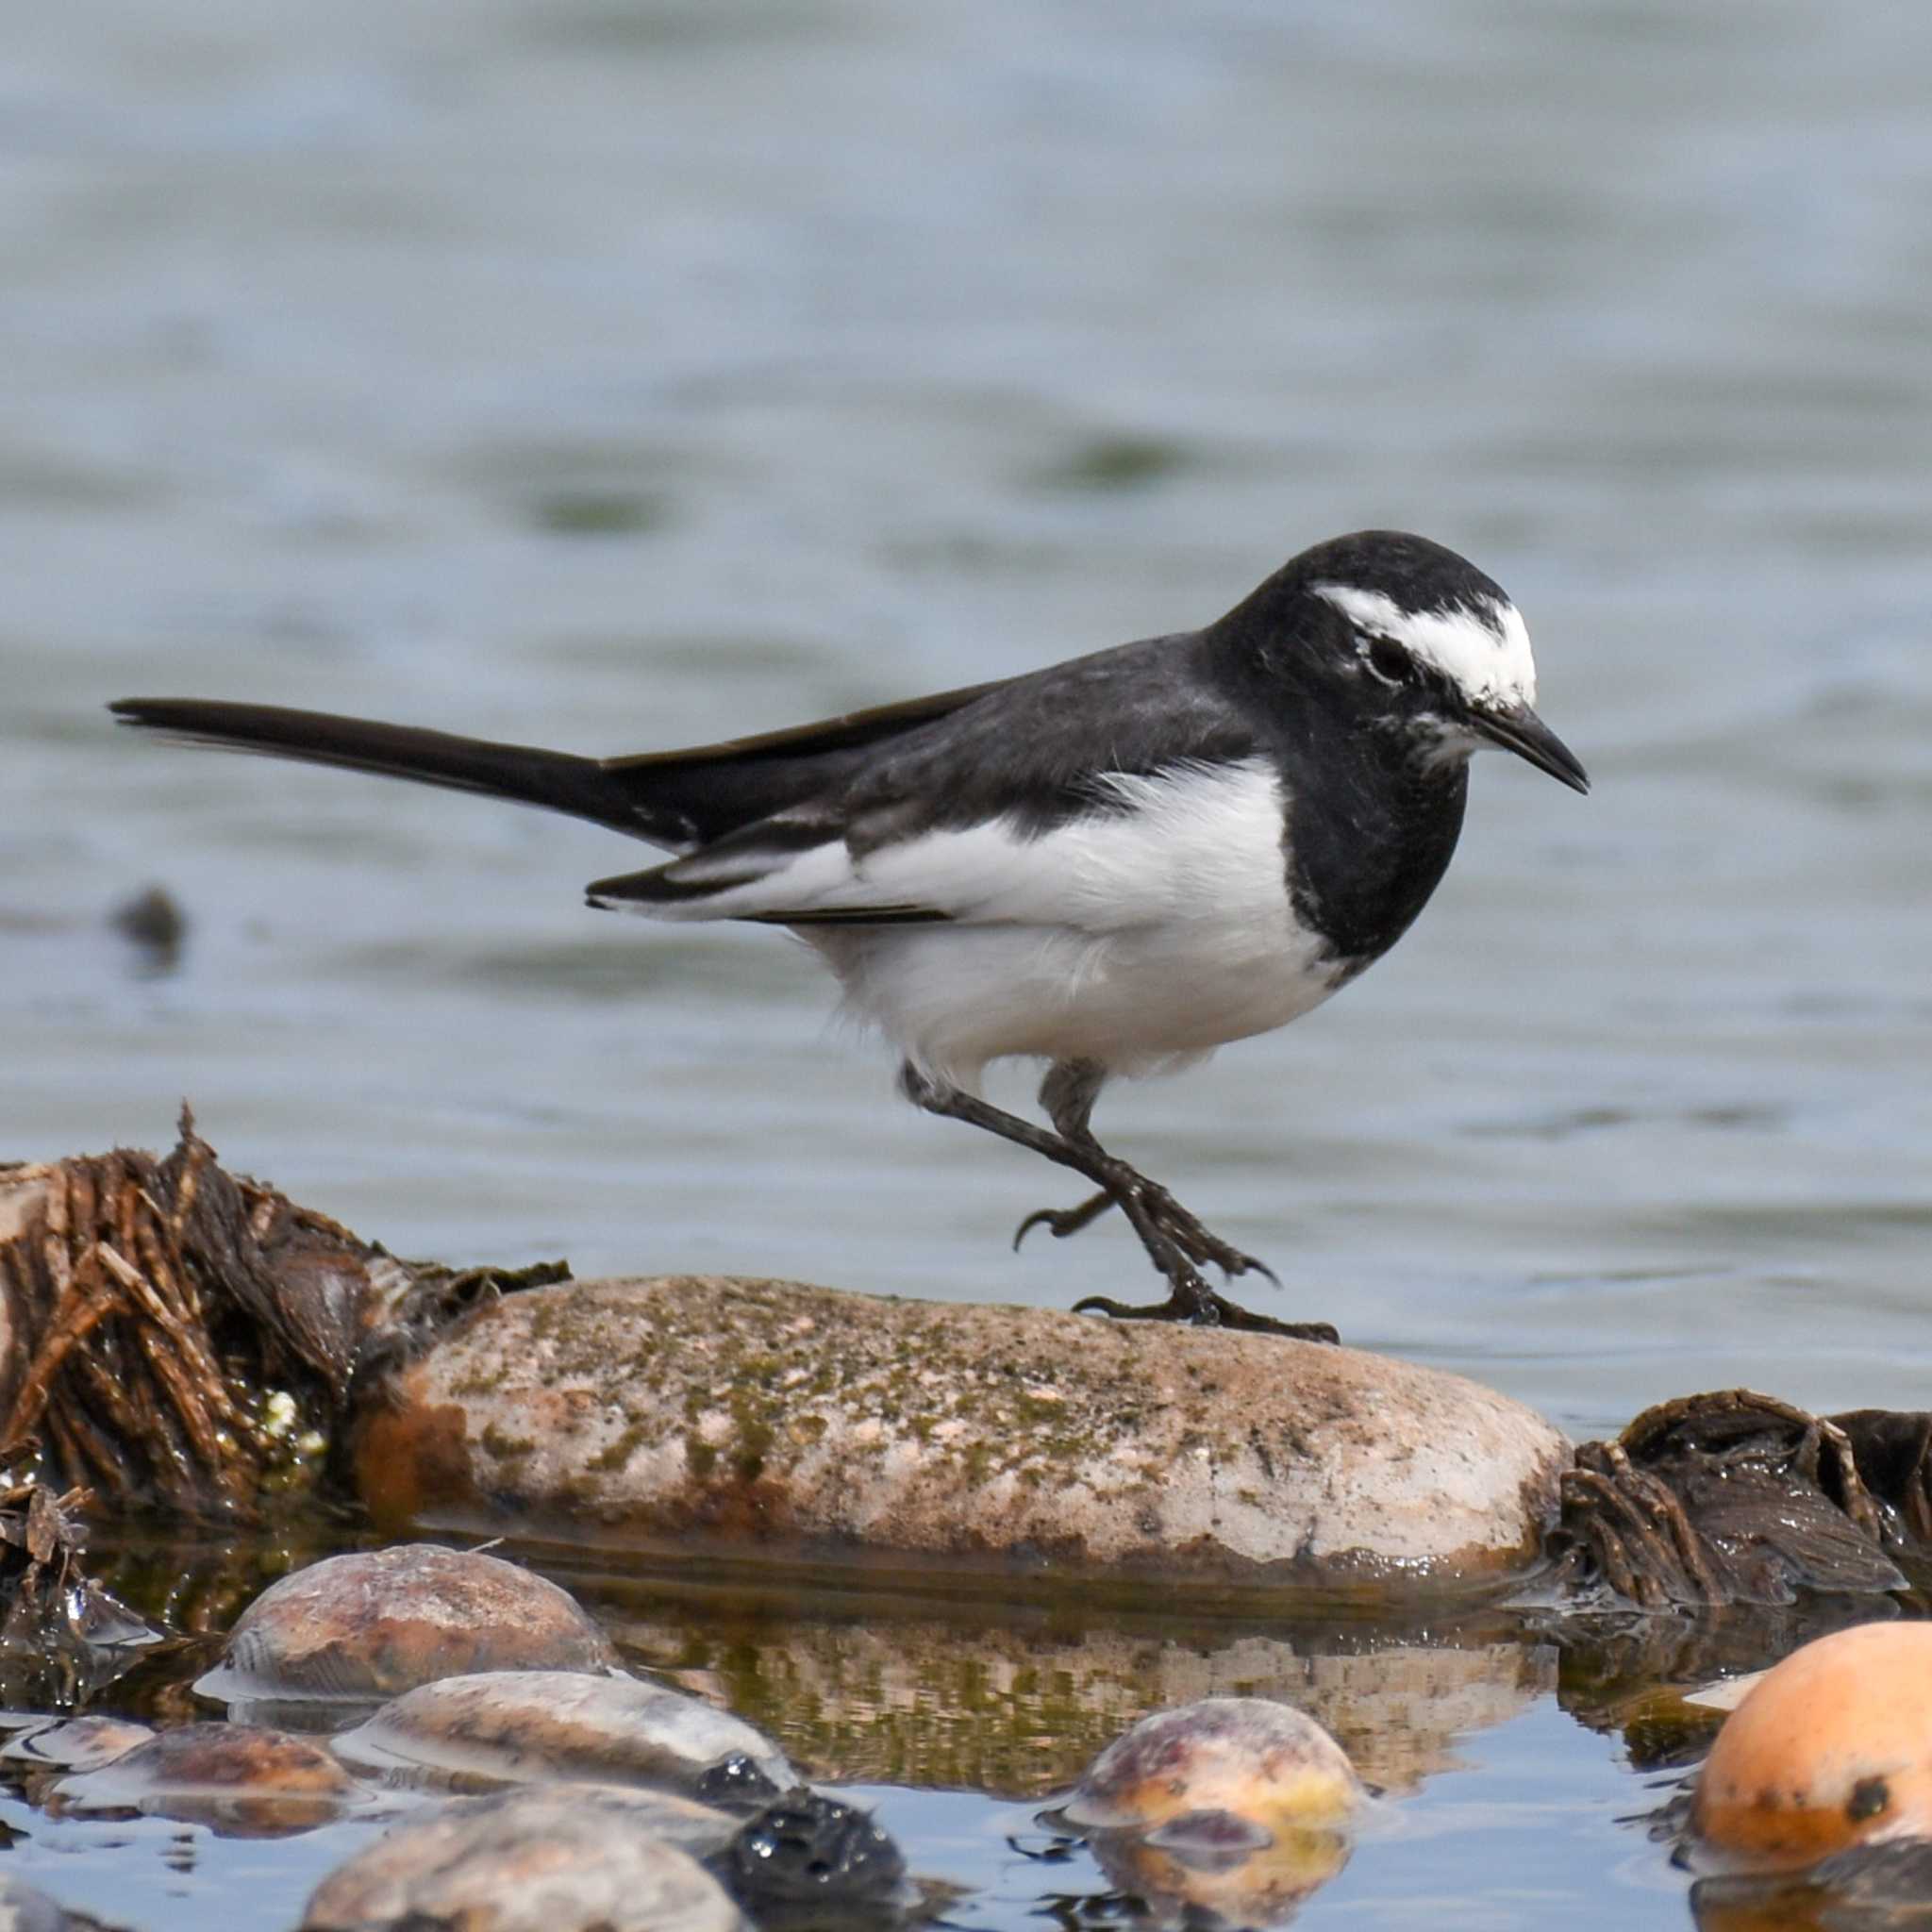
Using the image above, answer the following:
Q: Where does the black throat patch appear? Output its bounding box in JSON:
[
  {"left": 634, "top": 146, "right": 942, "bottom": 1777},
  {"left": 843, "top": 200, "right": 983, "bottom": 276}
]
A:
[{"left": 1281, "top": 741, "right": 1471, "bottom": 977}]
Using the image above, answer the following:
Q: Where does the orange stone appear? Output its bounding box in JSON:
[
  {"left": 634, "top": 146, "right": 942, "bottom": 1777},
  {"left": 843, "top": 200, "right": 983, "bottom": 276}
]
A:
[{"left": 1692, "top": 1622, "right": 1932, "bottom": 1868}]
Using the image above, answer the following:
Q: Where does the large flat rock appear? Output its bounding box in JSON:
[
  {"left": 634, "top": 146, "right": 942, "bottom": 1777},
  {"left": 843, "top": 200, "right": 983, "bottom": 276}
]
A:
[{"left": 353, "top": 1276, "right": 1569, "bottom": 1594}]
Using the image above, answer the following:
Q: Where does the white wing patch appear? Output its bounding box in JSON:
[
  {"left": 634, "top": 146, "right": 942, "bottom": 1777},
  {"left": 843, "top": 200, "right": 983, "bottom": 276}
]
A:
[
  {"left": 624, "top": 758, "right": 1291, "bottom": 932},
  {"left": 1313, "top": 582, "right": 1537, "bottom": 710}
]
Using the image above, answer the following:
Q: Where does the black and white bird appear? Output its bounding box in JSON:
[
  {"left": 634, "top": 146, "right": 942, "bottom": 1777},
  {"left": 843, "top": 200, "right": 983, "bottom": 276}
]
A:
[{"left": 111, "top": 529, "right": 1587, "bottom": 1338}]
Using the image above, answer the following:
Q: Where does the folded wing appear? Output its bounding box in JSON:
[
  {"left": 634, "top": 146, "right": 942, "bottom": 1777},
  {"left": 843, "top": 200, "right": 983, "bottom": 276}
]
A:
[{"left": 588, "top": 633, "right": 1267, "bottom": 931}]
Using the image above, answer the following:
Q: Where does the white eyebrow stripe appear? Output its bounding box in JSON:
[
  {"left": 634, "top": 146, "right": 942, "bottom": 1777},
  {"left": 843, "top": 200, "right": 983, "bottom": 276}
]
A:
[{"left": 1313, "top": 582, "right": 1538, "bottom": 709}]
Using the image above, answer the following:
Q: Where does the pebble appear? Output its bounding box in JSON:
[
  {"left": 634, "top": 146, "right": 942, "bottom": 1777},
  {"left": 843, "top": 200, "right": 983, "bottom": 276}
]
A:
[
  {"left": 194, "top": 1544, "right": 617, "bottom": 1717},
  {"left": 0, "top": 1718, "right": 155, "bottom": 1772},
  {"left": 1058, "top": 1698, "right": 1363, "bottom": 1924},
  {"left": 1692, "top": 1621, "right": 1932, "bottom": 1867},
  {"left": 334, "top": 1669, "right": 794, "bottom": 1806},
  {"left": 51, "top": 1723, "right": 361, "bottom": 1838},
  {"left": 1062, "top": 1697, "right": 1363, "bottom": 1834},
  {"left": 301, "top": 1783, "right": 745, "bottom": 1932}
]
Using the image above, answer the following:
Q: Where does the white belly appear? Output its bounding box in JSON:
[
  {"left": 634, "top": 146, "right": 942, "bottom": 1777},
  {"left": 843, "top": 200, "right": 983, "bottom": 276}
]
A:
[
  {"left": 812, "top": 914, "right": 1340, "bottom": 1088},
  {"left": 801, "top": 759, "right": 1343, "bottom": 1087}
]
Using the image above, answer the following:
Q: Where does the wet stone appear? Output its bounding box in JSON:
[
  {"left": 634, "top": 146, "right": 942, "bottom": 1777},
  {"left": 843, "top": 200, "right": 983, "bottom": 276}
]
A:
[
  {"left": 334, "top": 1668, "right": 794, "bottom": 1807},
  {"left": 0, "top": 1717, "right": 154, "bottom": 1772},
  {"left": 195, "top": 1543, "right": 617, "bottom": 1720},
  {"left": 355, "top": 1275, "right": 1570, "bottom": 1590},
  {"left": 720, "top": 1791, "right": 908, "bottom": 1919},
  {"left": 1691, "top": 1622, "right": 1932, "bottom": 1868},
  {"left": 0, "top": 1717, "right": 148, "bottom": 1776},
  {"left": 50, "top": 1721, "right": 362, "bottom": 1838},
  {"left": 302, "top": 1783, "right": 746, "bottom": 1932},
  {"left": 1055, "top": 1698, "right": 1364, "bottom": 1926}
]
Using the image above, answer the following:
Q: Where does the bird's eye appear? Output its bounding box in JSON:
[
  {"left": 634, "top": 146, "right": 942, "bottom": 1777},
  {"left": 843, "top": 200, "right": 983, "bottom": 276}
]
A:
[{"left": 1362, "top": 637, "right": 1409, "bottom": 685}]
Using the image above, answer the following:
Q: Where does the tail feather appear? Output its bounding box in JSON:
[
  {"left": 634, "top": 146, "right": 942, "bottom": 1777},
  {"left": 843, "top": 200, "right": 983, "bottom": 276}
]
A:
[{"left": 109, "top": 698, "right": 698, "bottom": 844}]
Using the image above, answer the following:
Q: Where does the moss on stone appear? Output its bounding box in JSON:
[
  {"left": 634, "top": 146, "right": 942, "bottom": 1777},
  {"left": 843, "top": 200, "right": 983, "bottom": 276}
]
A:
[
  {"left": 586, "top": 1422, "right": 650, "bottom": 1474},
  {"left": 479, "top": 1422, "right": 536, "bottom": 1462}
]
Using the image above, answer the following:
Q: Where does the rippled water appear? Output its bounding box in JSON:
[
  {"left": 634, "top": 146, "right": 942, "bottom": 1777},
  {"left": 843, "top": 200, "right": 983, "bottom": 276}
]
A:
[{"left": 5, "top": 0, "right": 1931, "bottom": 1924}]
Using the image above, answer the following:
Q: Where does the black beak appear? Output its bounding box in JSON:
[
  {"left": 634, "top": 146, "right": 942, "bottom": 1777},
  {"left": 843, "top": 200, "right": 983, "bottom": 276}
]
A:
[{"left": 1472, "top": 702, "right": 1591, "bottom": 794}]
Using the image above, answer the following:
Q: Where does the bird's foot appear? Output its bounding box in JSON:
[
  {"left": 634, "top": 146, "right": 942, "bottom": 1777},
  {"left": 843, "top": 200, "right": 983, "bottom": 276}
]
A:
[
  {"left": 1073, "top": 1271, "right": 1338, "bottom": 1342},
  {"left": 1016, "top": 1174, "right": 1279, "bottom": 1287}
]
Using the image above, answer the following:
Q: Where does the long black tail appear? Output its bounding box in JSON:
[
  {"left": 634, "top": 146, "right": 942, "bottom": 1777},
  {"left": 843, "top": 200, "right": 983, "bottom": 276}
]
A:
[
  {"left": 108, "top": 699, "right": 692, "bottom": 844},
  {"left": 111, "top": 677, "right": 1008, "bottom": 852}
]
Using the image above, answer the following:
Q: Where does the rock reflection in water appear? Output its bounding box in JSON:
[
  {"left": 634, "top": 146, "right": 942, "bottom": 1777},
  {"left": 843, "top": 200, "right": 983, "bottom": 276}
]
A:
[{"left": 591, "top": 1578, "right": 1551, "bottom": 1799}]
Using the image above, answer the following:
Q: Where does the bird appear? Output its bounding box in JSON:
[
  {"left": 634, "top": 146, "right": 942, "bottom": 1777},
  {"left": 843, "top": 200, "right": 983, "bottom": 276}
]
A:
[{"left": 110, "top": 528, "right": 1588, "bottom": 1340}]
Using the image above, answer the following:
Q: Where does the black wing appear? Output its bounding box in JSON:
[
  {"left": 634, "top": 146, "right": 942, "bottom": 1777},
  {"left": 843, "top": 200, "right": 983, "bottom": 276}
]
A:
[{"left": 586, "top": 628, "right": 1263, "bottom": 921}]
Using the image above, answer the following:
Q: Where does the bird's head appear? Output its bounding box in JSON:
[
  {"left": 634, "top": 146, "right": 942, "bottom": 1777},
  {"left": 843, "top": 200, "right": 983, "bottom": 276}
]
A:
[{"left": 1250, "top": 530, "right": 1591, "bottom": 794}]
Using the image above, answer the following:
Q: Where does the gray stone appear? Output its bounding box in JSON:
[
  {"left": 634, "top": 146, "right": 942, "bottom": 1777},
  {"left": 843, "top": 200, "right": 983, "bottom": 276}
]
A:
[
  {"left": 353, "top": 1275, "right": 1569, "bottom": 1591},
  {"left": 302, "top": 1784, "right": 745, "bottom": 1932},
  {"left": 334, "top": 1669, "right": 793, "bottom": 1810}
]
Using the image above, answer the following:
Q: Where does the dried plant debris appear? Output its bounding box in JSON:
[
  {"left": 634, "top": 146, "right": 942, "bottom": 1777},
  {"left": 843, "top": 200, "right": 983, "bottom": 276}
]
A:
[
  {"left": 1547, "top": 1390, "right": 1932, "bottom": 1609},
  {"left": 0, "top": 1109, "right": 565, "bottom": 1520}
]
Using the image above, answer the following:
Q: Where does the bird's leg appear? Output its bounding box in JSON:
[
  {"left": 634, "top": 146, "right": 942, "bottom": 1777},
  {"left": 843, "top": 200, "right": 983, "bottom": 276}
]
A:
[
  {"left": 904, "top": 1061, "right": 1335, "bottom": 1342},
  {"left": 1015, "top": 1063, "right": 1282, "bottom": 1289},
  {"left": 1010, "top": 1060, "right": 1121, "bottom": 1249}
]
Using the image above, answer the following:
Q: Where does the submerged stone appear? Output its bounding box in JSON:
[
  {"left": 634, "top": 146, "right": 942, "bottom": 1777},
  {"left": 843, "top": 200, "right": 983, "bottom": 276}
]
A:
[
  {"left": 194, "top": 1543, "right": 617, "bottom": 1716},
  {"left": 1061, "top": 1698, "right": 1363, "bottom": 1834},
  {"left": 353, "top": 1275, "right": 1569, "bottom": 1590},
  {"left": 1055, "top": 1698, "right": 1362, "bottom": 1924},
  {"left": 334, "top": 1669, "right": 793, "bottom": 1807},
  {"left": 0, "top": 1717, "right": 154, "bottom": 1772},
  {"left": 50, "top": 1721, "right": 361, "bottom": 1838},
  {"left": 301, "top": 1783, "right": 745, "bottom": 1932}
]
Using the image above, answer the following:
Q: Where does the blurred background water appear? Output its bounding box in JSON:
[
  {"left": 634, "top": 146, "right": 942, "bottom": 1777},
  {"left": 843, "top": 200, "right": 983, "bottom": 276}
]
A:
[{"left": 2, "top": 3, "right": 1930, "bottom": 1923}]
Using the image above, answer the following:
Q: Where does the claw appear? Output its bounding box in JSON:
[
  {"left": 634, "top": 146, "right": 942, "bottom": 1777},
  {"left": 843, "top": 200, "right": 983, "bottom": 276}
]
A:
[
  {"left": 1013, "top": 1189, "right": 1117, "bottom": 1251},
  {"left": 1226, "top": 1248, "right": 1281, "bottom": 1288},
  {"left": 1011, "top": 1208, "right": 1056, "bottom": 1252},
  {"left": 1127, "top": 1184, "right": 1281, "bottom": 1288}
]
